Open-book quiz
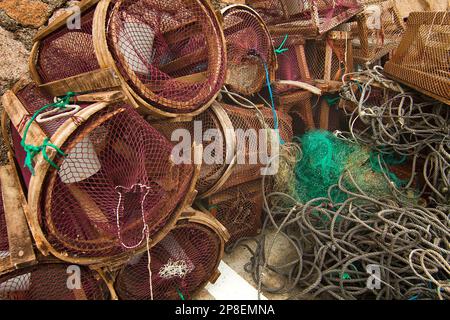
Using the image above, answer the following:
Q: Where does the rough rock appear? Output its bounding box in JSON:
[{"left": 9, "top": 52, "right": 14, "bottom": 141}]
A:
[
  {"left": 0, "top": 27, "right": 29, "bottom": 95},
  {"left": 0, "top": 0, "right": 51, "bottom": 28}
]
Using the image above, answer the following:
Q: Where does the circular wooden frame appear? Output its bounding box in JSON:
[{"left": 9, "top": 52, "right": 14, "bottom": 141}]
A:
[
  {"left": 2, "top": 89, "right": 202, "bottom": 266},
  {"left": 29, "top": 0, "right": 227, "bottom": 119},
  {"left": 221, "top": 4, "right": 277, "bottom": 96},
  {"left": 112, "top": 210, "right": 229, "bottom": 300}
]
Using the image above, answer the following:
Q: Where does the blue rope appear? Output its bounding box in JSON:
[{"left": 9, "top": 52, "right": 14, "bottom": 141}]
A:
[{"left": 263, "top": 62, "right": 284, "bottom": 145}]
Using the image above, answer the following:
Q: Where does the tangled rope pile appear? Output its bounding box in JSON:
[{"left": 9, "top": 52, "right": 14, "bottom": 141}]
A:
[
  {"left": 233, "top": 68, "right": 449, "bottom": 300},
  {"left": 236, "top": 169, "right": 449, "bottom": 300},
  {"left": 340, "top": 67, "right": 449, "bottom": 205}
]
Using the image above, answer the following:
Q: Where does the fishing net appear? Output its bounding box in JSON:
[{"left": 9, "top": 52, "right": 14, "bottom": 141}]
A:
[
  {"left": 247, "top": 0, "right": 362, "bottom": 36},
  {"left": 273, "top": 34, "right": 312, "bottom": 84},
  {"left": 341, "top": 67, "right": 450, "bottom": 205},
  {"left": 9, "top": 84, "right": 195, "bottom": 260},
  {"left": 352, "top": 0, "right": 405, "bottom": 64},
  {"left": 152, "top": 102, "right": 293, "bottom": 196},
  {"left": 0, "top": 264, "right": 109, "bottom": 300},
  {"left": 384, "top": 11, "right": 450, "bottom": 105},
  {"left": 217, "top": 103, "right": 293, "bottom": 192},
  {"left": 151, "top": 105, "right": 229, "bottom": 197},
  {"left": 222, "top": 4, "right": 275, "bottom": 95},
  {"left": 292, "top": 130, "right": 407, "bottom": 204},
  {"left": 206, "top": 179, "right": 263, "bottom": 245},
  {"left": 33, "top": 0, "right": 226, "bottom": 115},
  {"left": 115, "top": 216, "right": 223, "bottom": 300},
  {"left": 304, "top": 37, "right": 348, "bottom": 83}
]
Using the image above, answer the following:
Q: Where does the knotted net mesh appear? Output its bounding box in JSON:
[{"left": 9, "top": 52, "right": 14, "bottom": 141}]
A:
[
  {"left": 35, "top": 0, "right": 226, "bottom": 114},
  {"left": 151, "top": 108, "right": 228, "bottom": 196},
  {"left": 107, "top": 0, "right": 226, "bottom": 113},
  {"left": 36, "top": 6, "right": 99, "bottom": 84},
  {"left": 14, "top": 84, "right": 194, "bottom": 258},
  {"left": 247, "top": 0, "right": 362, "bottom": 35},
  {"left": 384, "top": 11, "right": 450, "bottom": 104},
  {"left": 222, "top": 5, "right": 273, "bottom": 95},
  {"left": 0, "top": 264, "right": 109, "bottom": 300},
  {"left": 115, "top": 221, "right": 221, "bottom": 300},
  {"left": 207, "top": 179, "right": 263, "bottom": 245},
  {"left": 352, "top": 0, "right": 405, "bottom": 64},
  {"left": 217, "top": 103, "right": 293, "bottom": 192}
]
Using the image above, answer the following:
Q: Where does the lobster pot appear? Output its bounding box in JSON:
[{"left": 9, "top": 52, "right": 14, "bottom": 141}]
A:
[
  {"left": 217, "top": 103, "right": 293, "bottom": 192},
  {"left": 2, "top": 84, "right": 199, "bottom": 265},
  {"left": 352, "top": 0, "right": 405, "bottom": 64},
  {"left": 202, "top": 179, "right": 263, "bottom": 245},
  {"left": 151, "top": 103, "right": 232, "bottom": 198},
  {"left": 247, "top": 0, "right": 362, "bottom": 36},
  {"left": 384, "top": 12, "right": 450, "bottom": 105},
  {"left": 152, "top": 102, "right": 293, "bottom": 197},
  {"left": 222, "top": 4, "right": 276, "bottom": 95},
  {"left": 0, "top": 263, "right": 109, "bottom": 300},
  {"left": 114, "top": 212, "right": 228, "bottom": 300},
  {"left": 304, "top": 36, "right": 350, "bottom": 86},
  {"left": 30, "top": 0, "right": 226, "bottom": 118},
  {"left": 273, "top": 34, "right": 312, "bottom": 83}
]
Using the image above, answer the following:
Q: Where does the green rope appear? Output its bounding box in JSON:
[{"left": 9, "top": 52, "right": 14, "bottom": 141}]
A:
[
  {"left": 275, "top": 35, "right": 289, "bottom": 55},
  {"left": 21, "top": 92, "right": 77, "bottom": 175},
  {"left": 176, "top": 288, "right": 186, "bottom": 301},
  {"left": 324, "top": 95, "right": 340, "bottom": 107}
]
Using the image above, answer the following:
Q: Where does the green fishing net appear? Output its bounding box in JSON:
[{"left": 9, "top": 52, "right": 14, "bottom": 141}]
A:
[{"left": 293, "top": 130, "right": 406, "bottom": 204}]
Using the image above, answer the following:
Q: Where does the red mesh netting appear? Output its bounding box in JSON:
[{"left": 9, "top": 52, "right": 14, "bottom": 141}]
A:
[
  {"left": 14, "top": 85, "right": 195, "bottom": 258},
  {"left": 115, "top": 221, "right": 221, "bottom": 300},
  {"left": 0, "top": 264, "right": 109, "bottom": 300},
  {"left": 273, "top": 34, "right": 311, "bottom": 83},
  {"left": 0, "top": 182, "right": 7, "bottom": 260},
  {"left": 246, "top": 0, "right": 362, "bottom": 35},
  {"left": 208, "top": 179, "right": 263, "bottom": 245},
  {"left": 106, "top": 0, "right": 226, "bottom": 113},
  {"left": 151, "top": 108, "right": 228, "bottom": 196},
  {"left": 36, "top": 7, "right": 99, "bottom": 83},
  {"left": 222, "top": 5, "right": 274, "bottom": 95},
  {"left": 352, "top": 0, "right": 405, "bottom": 64},
  {"left": 384, "top": 11, "right": 450, "bottom": 104},
  {"left": 217, "top": 103, "right": 293, "bottom": 191}
]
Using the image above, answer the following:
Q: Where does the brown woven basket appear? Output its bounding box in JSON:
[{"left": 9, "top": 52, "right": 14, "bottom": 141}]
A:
[
  {"left": 0, "top": 162, "right": 111, "bottom": 300},
  {"left": 199, "top": 179, "right": 264, "bottom": 245}
]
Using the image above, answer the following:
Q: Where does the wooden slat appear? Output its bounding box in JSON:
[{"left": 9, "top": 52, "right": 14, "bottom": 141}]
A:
[
  {"left": 147, "top": 72, "right": 207, "bottom": 92},
  {"left": 159, "top": 48, "right": 207, "bottom": 74},
  {"left": 323, "top": 41, "right": 333, "bottom": 82},
  {"left": 163, "top": 20, "right": 201, "bottom": 46},
  {"left": 1, "top": 91, "right": 47, "bottom": 145},
  {"left": 294, "top": 44, "right": 312, "bottom": 81},
  {"left": 319, "top": 99, "right": 329, "bottom": 130},
  {"left": 38, "top": 68, "right": 121, "bottom": 97},
  {"left": 75, "top": 91, "right": 124, "bottom": 103},
  {"left": 0, "top": 165, "right": 36, "bottom": 268}
]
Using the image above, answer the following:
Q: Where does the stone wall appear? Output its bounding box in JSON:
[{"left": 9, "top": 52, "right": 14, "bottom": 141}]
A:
[{"left": 0, "top": 0, "right": 75, "bottom": 163}]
